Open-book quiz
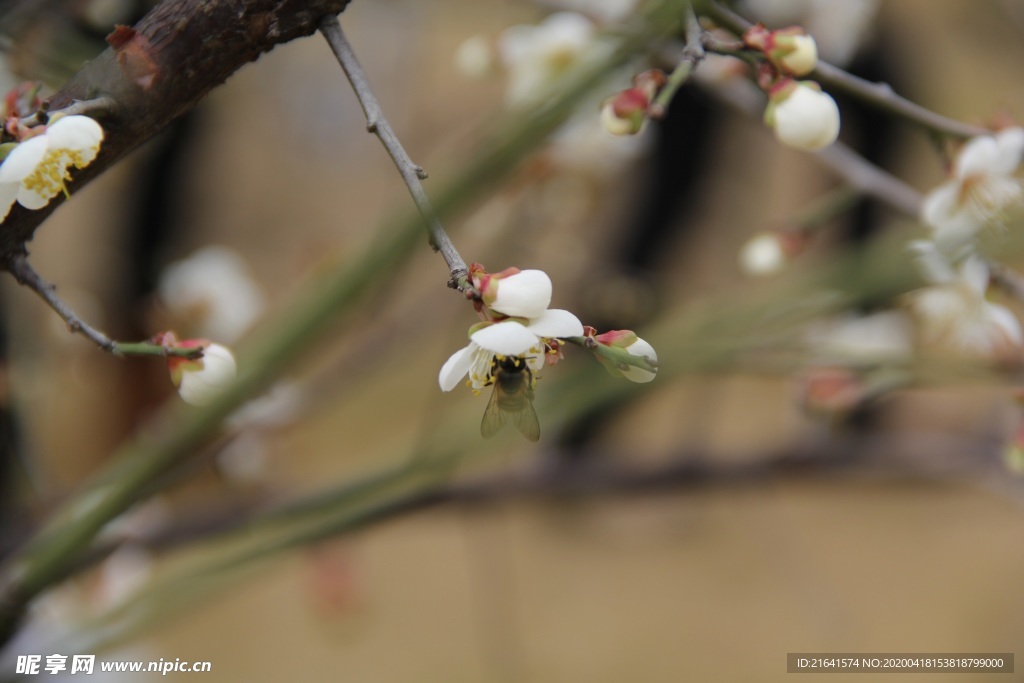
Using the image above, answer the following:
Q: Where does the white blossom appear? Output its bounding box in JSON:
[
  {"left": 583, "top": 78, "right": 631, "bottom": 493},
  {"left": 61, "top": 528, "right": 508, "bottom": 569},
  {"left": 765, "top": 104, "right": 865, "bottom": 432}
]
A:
[
  {"left": 764, "top": 81, "right": 840, "bottom": 151},
  {"left": 498, "top": 12, "right": 596, "bottom": 107},
  {"left": 739, "top": 232, "right": 787, "bottom": 276},
  {"left": 173, "top": 343, "right": 238, "bottom": 407},
  {"left": 0, "top": 115, "right": 104, "bottom": 222},
  {"left": 439, "top": 309, "right": 583, "bottom": 391},
  {"left": 908, "top": 243, "right": 1022, "bottom": 355},
  {"left": 779, "top": 35, "right": 818, "bottom": 76},
  {"left": 158, "top": 246, "right": 265, "bottom": 343},
  {"left": 486, "top": 269, "right": 553, "bottom": 318},
  {"left": 920, "top": 127, "right": 1024, "bottom": 250},
  {"left": 454, "top": 35, "right": 493, "bottom": 78},
  {"left": 804, "top": 310, "right": 913, "bottom": 364}
]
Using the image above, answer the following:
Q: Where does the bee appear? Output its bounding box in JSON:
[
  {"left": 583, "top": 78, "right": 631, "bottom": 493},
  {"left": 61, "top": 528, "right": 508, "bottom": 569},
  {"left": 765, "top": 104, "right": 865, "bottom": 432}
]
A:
[{"left": 481, "top": 355, "right": 540, "bottom": 442}]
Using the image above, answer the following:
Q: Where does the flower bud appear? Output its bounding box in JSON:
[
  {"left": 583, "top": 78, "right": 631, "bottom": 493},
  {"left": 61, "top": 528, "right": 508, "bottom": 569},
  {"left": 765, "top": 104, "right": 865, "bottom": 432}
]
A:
[
  {"left": 477, "top": 268, "right": 552, "bottom": 319},
  {"left": 739, "top": 231, "right": 806, "bottom": 276},
  {"left": 601, "top": 88, "right": 649, "bottom": 136},
  {"left": 745, "top": 25, "right": 818, "bottom": 77},
  {"left": 764, "top": 79, "right": 840, "bottom": 151},
  {"left": 594, "top": 330, "right": 657, "bottom": 382},
  {"left": 621, "top": 336, "right": 657, "bottom": 382},
  {"left": 167, "top": 341, "right": 237, "bottom": 407}
]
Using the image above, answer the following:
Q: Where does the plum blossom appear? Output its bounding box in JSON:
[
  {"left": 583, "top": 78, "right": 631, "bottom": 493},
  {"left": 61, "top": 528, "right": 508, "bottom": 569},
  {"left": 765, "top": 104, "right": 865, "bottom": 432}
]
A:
[
  {"left": 439, "top": 309, "right": 584, "bottom": 392},
  {"left": 920, "top": 127, "right": 1024, "bottom": 249},
  {"left": 764, "top": 79, "right": 840, "bottom": 151},
  {"left": 0, "top": 115, "right": 104, "bottom": 222},
  {"left": 440, "top": 267, "right": 583, "bottom": 392},
  {"left": 907, "top": 241, "right": 1022, "bottom": 356},
  {"left": 157, "top": 246, "right": 265, "bottom": 343},
  {"left": 498, "top": 12, "right": 596, "bottom": 107},
  {"left": 804, "top": 310, "right": 913, "bottom": 364}
]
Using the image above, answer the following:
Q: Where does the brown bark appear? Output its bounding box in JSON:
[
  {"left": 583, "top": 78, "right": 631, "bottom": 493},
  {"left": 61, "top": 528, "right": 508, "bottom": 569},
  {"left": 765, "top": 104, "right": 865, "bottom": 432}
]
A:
[{"left": 0, "top": 0, "right": 352, "bottom": 263}]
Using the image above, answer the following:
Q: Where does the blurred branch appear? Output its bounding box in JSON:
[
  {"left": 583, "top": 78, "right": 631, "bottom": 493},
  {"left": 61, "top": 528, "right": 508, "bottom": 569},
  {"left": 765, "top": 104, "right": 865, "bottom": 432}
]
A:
[
  {"left": 707, "top": 80, "right": 923, "bottom": 216},
  {"left": 44, "top": 428, "right": 1019, "bottom": 659},
  {"left": 5, "top": 255, "right": 201, "bottom": 359},
  {"left": 318, "top": 16, "right": 469, "bottom": 289},
  {"left": 0, "top": 0, "right": 688, "bottom": 645},
  {"left": 649, "top": 4, "right": 705, "bottom": 119},
  {"left": 696, "top": 0, "right": 990, "bottom": 140}
]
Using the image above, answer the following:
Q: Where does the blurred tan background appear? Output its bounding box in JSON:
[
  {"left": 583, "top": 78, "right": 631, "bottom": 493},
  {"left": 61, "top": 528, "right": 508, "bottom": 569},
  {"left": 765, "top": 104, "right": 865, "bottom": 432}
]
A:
[{"left": 3, "top": 0, "right": 1024, "bottom": 680}]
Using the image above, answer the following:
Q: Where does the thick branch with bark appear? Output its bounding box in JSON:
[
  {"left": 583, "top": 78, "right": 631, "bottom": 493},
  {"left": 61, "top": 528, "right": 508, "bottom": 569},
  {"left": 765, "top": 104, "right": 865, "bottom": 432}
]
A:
[{"left": 0, "top": 0, "right": 352, "bottom": 263}]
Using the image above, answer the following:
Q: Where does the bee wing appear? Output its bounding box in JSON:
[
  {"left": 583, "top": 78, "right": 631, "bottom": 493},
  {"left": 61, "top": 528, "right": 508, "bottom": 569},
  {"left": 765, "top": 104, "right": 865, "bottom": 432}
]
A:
[
  {"left": 481, "top": 385, "right": 507, "bottom": 439},
  {"left": 509, "top": 400, "right": 540, "bottom": 442}
]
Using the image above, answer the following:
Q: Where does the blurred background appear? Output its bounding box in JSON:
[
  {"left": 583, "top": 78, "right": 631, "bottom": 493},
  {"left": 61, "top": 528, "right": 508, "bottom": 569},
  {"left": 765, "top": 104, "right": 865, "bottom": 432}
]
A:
[{"left": 2, "top": 0, "right": 1024, "bottom": 680}]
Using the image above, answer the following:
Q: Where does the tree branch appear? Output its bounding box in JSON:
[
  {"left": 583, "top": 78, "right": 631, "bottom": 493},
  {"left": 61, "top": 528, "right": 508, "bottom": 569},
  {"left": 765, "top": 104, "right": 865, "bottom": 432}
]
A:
[
  {"left": 649, "top": 3, "right": 705, "bottom": 119},
  {"left": 697, "top": 0, "right": 990, "bottom": 140},
  {"left": 5, "top": 255, "right": 201, "bottom": 359},
  {"left": 318, "top": 16, "right": 469, "bottom": 288},
  {"left": 0, "top": 0, "right": 353, "bottom": 265}
]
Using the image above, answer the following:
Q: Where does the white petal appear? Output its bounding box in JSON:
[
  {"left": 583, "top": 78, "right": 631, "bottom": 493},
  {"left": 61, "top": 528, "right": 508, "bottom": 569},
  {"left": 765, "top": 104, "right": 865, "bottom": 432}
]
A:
[
  {"left": 46, "top": 115, "right": 104, "bottom": 162},
  {"left": 955, "top": 135, "right": 999, "bottom": 179},
  {"left": 959, "top": 255, "right": 990, "bottom": 296},
  {"left": 178, "top": 344, "right": 237, "bottom": 407},
  {"left": 158, "top": 246, "right": 265, "bottom": 342},
  {"left": 772, "top": 84, "right": 840, "bottom": 151},
  {"left": 993, "top": 127, "right": 1024, "bottom": 176},
  {"left": 439, "top": 344, "right": 474, "bottom": 392},
  {"left": 985, "top": 302, "right": 1023, "bottom": 346},
  {"left": 920, "top": 181, "right": 958, "bottom": 227},
  {"left": 537, "top": 12, "right": 594, "bottom": 51},
  {"left": 907, "top": 239, "right": 955, "bottom": 285},
  {"left": 471, "top": 321, "right": 540, "bottom": 356},
  {"left": 489, "top": 270, "right": 553, "bottom": 318},
  {"left": 622, "top": 337, "right": 657, "bottom": 383},
  {"left": 739, "top": 232, "right": 786, "bottom": 276},
  {"left": 0, "top": 136, "right": 48, "bottom": 183},
  {"left": 524, "top": 308, "right": 584, "bottom": 338}
]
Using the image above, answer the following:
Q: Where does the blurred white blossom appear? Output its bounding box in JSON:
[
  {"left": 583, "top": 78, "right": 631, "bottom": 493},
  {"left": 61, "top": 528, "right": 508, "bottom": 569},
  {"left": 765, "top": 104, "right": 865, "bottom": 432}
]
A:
[
  {"left": 498, "top": 12, "right": 596, "bottom": 107},
  {"left": 921, "top": 127, "right": 1024, "bottom": 250},
  {"left": 158, "top": 246, "right": 265, "bottom": 343},
  {"left": 908, "top": 242, "right": 1022, "bottom": 355}
]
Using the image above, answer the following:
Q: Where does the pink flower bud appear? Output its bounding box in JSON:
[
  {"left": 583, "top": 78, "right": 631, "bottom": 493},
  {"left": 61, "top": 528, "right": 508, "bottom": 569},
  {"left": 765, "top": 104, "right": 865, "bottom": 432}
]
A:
[
  {"left": 744, "top": 25, "right": 818, "bottom": 77},
  {"left": 601, "top": 87, "right": 650, "bottom": 136}
]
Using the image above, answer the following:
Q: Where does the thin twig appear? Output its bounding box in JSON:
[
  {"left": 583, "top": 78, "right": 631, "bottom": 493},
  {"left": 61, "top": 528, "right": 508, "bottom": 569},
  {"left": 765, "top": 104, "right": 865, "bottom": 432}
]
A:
[
  {"left": 649, "top": 4, "right": 705, "bottom": 119},
  {"left": 706, "top": 79, "right": 923, "bottom": 217},
  {"left": 698, "top": 0, "right": 990, "bottom": 140},
  {"left": 318, "top": 16, "right": 469, "bottom": 289},
  {"left": 5, "top": 255, "right": 201, "bottom": 359},
  {"left": 18, "top": 96, "right": 118, "bottom": 129}
]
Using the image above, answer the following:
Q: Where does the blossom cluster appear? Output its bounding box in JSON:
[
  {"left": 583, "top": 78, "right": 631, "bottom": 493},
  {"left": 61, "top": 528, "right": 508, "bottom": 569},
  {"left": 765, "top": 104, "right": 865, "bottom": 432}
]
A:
[
  {"left": 908, "top": 128, "right": 1024, "bottom": 356},
  {"left": 439, "top": 265, "right": 656, "bottom": 440}
]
